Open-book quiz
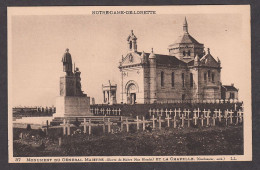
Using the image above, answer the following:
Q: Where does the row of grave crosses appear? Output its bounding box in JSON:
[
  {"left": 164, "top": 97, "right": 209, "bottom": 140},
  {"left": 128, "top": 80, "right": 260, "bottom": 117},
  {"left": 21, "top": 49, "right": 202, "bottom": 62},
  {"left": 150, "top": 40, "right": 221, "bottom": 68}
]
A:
[
  {"left": 159, "top": 98, "right": 240, "bottom": 104},
  {"left": 91, "top": 108, "right": 122, "bottom": 116},
  {"left": 148, "top": 104, "right": 244, "bottom": 118},
  {"left": 60, "top": 109, "right": 244, "bottom": 136}
]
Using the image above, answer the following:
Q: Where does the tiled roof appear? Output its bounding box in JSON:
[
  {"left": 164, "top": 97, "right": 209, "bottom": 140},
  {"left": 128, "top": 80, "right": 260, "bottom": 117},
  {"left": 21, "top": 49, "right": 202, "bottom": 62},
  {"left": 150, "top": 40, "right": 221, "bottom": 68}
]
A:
[
  {"left": 169, "top": 33, "right": 202, "bottom": 47},
  {"left": 137, "top": 52, "right": 187, "bottom": 66},
  {"left": 222, "top": 85, "right": 238, "bottom": 91}
]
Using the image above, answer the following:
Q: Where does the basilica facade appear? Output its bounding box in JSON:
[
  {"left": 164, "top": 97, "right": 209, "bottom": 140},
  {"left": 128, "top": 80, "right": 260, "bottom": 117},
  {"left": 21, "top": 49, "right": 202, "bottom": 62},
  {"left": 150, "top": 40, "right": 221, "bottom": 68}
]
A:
[{"left": 118, "top": 18, "right": 222, "bottom": 104}]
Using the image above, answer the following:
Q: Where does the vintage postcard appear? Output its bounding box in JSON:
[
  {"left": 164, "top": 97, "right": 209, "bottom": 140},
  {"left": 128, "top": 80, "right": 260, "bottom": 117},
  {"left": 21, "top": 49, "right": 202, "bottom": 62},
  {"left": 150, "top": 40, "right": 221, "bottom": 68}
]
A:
[{"left": 8, "top": 5, "right": 251, "bottom": 163}]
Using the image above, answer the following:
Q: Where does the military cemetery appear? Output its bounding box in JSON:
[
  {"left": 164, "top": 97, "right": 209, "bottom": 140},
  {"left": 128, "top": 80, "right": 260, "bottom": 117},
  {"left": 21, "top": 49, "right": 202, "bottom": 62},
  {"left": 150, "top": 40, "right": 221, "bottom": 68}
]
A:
[{"left": 12, "top": 16, "right": 246, "bottom": 158}]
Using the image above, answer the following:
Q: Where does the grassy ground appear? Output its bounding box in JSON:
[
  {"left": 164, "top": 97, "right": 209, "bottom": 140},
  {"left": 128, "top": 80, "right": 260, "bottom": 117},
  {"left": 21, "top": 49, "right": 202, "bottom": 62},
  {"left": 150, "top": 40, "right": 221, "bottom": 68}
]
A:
[{"left": 13, "top": 123, "right": 243, "bottom": 156}]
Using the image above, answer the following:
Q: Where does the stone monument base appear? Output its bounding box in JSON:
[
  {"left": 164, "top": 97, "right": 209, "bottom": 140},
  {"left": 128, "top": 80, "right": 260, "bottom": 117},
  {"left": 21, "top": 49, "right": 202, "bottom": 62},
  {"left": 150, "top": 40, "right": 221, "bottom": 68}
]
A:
[{"left": 54, "top": 96, "right": 91, "bottom": 117}]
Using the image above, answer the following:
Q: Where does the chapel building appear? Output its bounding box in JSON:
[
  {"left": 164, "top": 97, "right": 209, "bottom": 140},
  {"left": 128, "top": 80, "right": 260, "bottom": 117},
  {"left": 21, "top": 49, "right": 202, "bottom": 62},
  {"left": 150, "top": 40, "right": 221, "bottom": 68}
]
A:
[{"left": 118, "top": 18, "right": 222, "bottom": 104}]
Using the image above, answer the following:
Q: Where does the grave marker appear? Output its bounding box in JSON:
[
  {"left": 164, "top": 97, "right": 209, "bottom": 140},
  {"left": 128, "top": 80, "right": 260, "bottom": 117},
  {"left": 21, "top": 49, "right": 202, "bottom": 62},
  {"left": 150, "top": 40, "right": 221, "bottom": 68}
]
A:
[
  {"left": 186, "top": 110, "right": 192, "bottom": 127},
  {"left": 67, "top": 120, "right": 71, "bottom": 136},
  {"left": 149, "top": 109, "right": 152, "bottom": 116},
  {"left": 142, "top": 116, "right": 146, "bottom": 131},
  {"left": 151, "top": 115, "right": 156, "bottom": 129},
  {"left": 205, "top": 111, "right": 211, "bottom": 126},
  {"left": 199, "top": 115, "right": 205, "bottom": 127},
  {"left": 107, "top": 118, "right": 113, "bottom": 133},
  {"left": 158, "top": 116, "right": 162, "bottom": 130},
  {"left": 193, "top": 111, "right": 199, "bottom": 126},
  {"left": 217, "top": 109, "right": 222, "bottom": 122},
  {"left": 118, "top": 108, "right": 121, "bottom": 116},
  {"left": 212, "top": 114, "right": 216, "bottom": 126},
  {"left": 173, "top": 116, "right": 177, "bottom": 128},
  {"left": 126, "top": 118, "right": 129, "bottom": 132},
  {"left": 165, "top": 114, "right": 171, "bottom": 127},
  {"left": 169, "top": 109, "right": 173, "bottom": 116},
  {"left": 229, "top": 110, "right": 234, "bottom": 124},
  {"left": 180, "top": 114, "right": 185, "bottom": 127},
  {"left": 177, "top": 108, "right": 181, "bottom": 117},
  {"left": 61, "top": 119, "right": 66, "bottom": 135}
]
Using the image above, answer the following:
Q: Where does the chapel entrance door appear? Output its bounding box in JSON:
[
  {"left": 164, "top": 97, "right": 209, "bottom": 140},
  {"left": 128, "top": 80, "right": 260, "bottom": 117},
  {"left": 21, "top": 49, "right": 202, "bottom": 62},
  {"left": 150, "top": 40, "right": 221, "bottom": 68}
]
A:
[
  {"left": 127, "top": 83, "right": 137, "bottom": 104},
  {"left": 130, "top": 93, "right": 136, "bottom": 104}
]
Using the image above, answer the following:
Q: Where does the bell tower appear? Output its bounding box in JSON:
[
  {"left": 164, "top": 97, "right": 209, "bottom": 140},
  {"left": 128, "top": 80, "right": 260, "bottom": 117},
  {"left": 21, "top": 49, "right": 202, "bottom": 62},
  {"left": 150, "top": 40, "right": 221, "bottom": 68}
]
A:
[{"left": 127, "top": 30, "right": 137, "bottom": 52}]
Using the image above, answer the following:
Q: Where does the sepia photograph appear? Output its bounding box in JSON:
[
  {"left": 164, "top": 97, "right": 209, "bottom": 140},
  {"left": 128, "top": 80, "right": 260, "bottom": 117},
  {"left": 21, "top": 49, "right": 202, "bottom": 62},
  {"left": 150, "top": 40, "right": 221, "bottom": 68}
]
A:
[{"left": 8, "top": 5, "right": 251, "bottom": 163}]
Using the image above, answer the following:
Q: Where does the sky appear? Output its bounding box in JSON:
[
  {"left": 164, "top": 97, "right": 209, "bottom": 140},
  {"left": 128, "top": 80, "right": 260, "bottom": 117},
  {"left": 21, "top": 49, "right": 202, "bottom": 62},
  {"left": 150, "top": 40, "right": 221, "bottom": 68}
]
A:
[{"left": 9, "top": 7, "right": 250, "bottom": 107}]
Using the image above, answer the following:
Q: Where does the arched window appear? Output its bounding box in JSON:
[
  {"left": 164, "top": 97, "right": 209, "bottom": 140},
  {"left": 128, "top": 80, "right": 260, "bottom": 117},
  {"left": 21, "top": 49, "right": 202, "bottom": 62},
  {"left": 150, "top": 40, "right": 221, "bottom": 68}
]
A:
[
  {"left": 188, "top": 50, "right": 191, "bottom": 56},
  {"left": 208, "top": 70, "right": 211, "bottom": 81},
  {"left": 204, "top": 73, "right": 207, "bottom": 81},
  {"left": 212, "top": 73, "right": 215, "bottom": 82},
  {"left": 183, "top": 51, "right": 186, "bottom": 56},
  {"left": 190, "top": 73, "right": 193, "bottom": 87},
  {"left": 129, "top": 41, "right": 132, "bottom": 49},
  {"left": 161, "top": 71, "right": 164, "bottom": 87},
  {"left": 171, "top": 72, "right": 175, "bottom": 87}
]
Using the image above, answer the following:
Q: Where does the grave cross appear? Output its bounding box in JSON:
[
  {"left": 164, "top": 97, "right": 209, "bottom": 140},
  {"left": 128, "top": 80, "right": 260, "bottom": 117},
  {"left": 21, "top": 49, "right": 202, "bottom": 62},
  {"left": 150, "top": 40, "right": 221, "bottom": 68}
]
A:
[
  {"left": 156, "top": 109, "right": 160, "bottom": 116},
  {"left": 90, "top": 108, "right": 94, "bottom": 114},
  {"left": 142, "top": 116, "right": 146, "bottom": 131},
  {"left": 224, "top": 109, "right": 229, "bottom": 126},
  {"left": 180, "top": 114, "right": 186, "bottom": 127},
  {"left": 165, "top": 114, "right": 171, "bottom": 127},
  {"left": 202, "top": 109, "right": 208, "bottom": 117},
  {"left": 229, "top": 110, "right": 234, "bottom": 124},
  {"left": 61, "top": 119, "right": 67, "bottom": 135},
  {"left": 165, "top": 109, "right": 169, "bottom": 116},
  {"left": 169, "top": 109, "right": 173, "bottom": 116},
  {"left": 82, "top": 118, "right": 88, "bottom": 134},
  {"left": 107, "top": 118, "right": 113, "bottom": 133},
  {"left": 107, "top": 108, "right": 111, "bottom": 115},
  {"left": 149, "top": 108, "right": 152, "bottom": 116},
  {"left": 160, "top": 109, "right": 164, "bottom": 117},
  {"left": 158, "top": 116, "right": 162, "bottom": 130},
  {"left": 126, "top": 118, "right": 129, "bottom": 132},
  {"left": 103, "top": 117, "right": 106, "bottom": 133},
  {"left": 186, "top": 110, "right": 192, "bottom": 128},
  {"left": 101, "top": 108, "right": 105, "bottom": 115},
  {"left": 197, "top": 108, "right": 201, "bottom": 117},
  {"left": 205, "top": 111, "right": 211, "bottom": 126},
  {"left": 212, "top": 114, "right": 217, "bottom": 126},
  {"left": 177, "top": 108, "right": 181, "bottom": 117},
  {"left": 118, "top": 108, "right": 121, "bottom": 116},
  {"left": 114, "top": 108, "right": 118, "bottom": 115},
  {"left": 66, "top": 120, "right": 71, "bottom": 136},
  {"left": 174, "top": 108, "right": 177, "bottom": 117},
  {"left": 193, "top": 110, "right": 199, "bottom": 126},
  {"left": 183, "top": 109, "right": 188, "bottom": 117},
  {"left": 217, "top": 109, "right": 222, "bottom": 122},
  {"left": 112, "top": 108, "right": 115, "bottom": 115},
  {"left": 96, "top": 108, "right": 99, "bottom": 115},
  {"left": 86, "top": 119, "right": 93, "bottom": 135},
  {"left": 199, "top": 115, "right": 205, "bottom": 127},
  {"left": 173, "top": 116, "right": 177, "bottom": 128},
  {"left": 151, "top": 115, "right": 156, "bottom": 129},
  {"left": 136, "top": 116, "right": 140, "bottom": 130}
]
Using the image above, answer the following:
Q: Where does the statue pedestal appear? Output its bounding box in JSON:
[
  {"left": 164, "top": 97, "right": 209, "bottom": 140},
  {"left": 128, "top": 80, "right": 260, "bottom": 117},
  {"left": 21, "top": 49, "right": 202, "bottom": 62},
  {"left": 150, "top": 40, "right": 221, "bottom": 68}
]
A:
[{"left": 54, "top": 96, "right": 91, "bottom": 117}]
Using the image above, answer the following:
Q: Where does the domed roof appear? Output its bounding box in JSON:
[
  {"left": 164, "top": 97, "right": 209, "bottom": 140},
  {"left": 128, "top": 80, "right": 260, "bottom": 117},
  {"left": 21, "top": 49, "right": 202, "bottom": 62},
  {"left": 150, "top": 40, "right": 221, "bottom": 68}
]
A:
[
  {"left": 62, "top": 48, "right": 72, "bottom": 63},
  {"left": 149, "top": 48, "right": 156, "bottom": 59}
]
